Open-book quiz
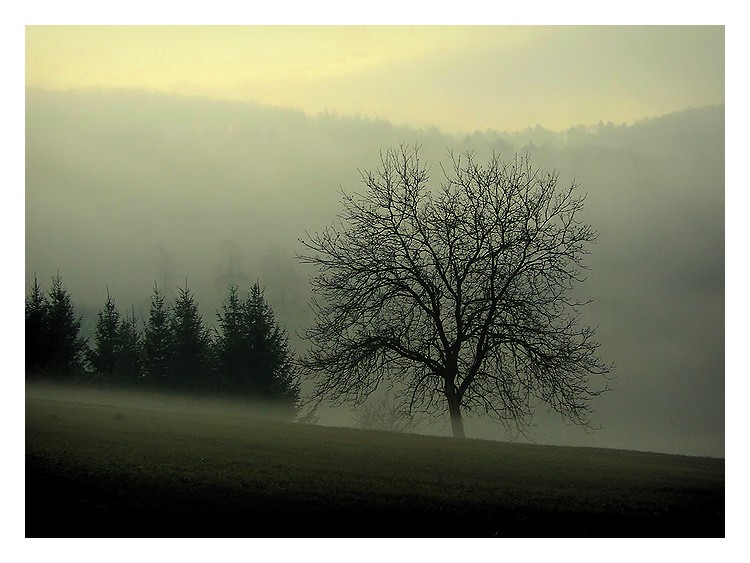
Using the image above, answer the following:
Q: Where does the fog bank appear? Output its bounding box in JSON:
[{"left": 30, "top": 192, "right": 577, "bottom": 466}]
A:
[{"left": 26, "top": 89, "right": 724, "bottom": 457}]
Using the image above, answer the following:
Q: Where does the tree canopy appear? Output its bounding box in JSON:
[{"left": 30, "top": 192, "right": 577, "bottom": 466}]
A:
[{"left": 298, "top": 145, "right": 611, "bottom": 438}]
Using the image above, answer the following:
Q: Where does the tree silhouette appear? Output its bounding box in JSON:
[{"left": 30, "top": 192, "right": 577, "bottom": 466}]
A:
[
  {"left": 44, "top": 274, "right": 88, "bottom": 380},
  {"left": 245, "top": 282, "right": 300, "bottom": 406},
  {"left": 170, "top": 281, "right": 213, "bottom": 392},
  {"left": 89, "top": 291, "right": 142, "bottom": 385},
  {"left": 298, "top": 146, "right": 611, "bottom": 438},
  {"left": 116, "top": 305, "right": 143, "bottom": 384},
  {"left": 216, "top": 282, "right": 300, "bottom": 408},
  {"left": 25, "top": 275, "right": 49, "bottom": 378},
  {"left": 215, "top": 284, "right": 248, "bottom": 393},
  {"left": 89, "top": 289, "right": 120, "bottom": 381},
  {"left": 143, "top": 282, "right": 173, "bottom": 388}
]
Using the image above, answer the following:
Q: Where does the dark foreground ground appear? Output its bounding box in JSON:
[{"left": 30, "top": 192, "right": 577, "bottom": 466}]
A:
[{"left": 26, "top": 393, "right": 724, "bottom": 538}]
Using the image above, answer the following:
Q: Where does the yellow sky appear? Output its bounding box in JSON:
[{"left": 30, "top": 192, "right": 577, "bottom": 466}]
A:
[{"left": 26, "top": 26, "right": 724, "bottom": 133}]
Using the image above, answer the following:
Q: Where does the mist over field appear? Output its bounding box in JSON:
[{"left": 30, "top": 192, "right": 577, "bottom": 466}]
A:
[
  {"left": 25, "top": 89, "right": 724, "bottom": 457},
  {"left": 25, "top": 381, "right": 299, "bottom": 423}
]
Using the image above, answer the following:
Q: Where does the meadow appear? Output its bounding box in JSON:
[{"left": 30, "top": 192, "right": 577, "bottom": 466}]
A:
[{"left": 25, "top": 388, "right": 724, "bottom": 538}]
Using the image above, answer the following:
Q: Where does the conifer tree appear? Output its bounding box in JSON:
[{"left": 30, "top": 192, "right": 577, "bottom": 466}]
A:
[
  {"left": 216, "top": 282, "right": 299, "bottom": 408},
  {"left": 116, "top": 305, "right": 143, "bottom": 384},
  {"left": 89, "top": 289, "right": 120, "bottom": 381},
  {"left": 170, "top": 281, "right": 213, "bottom": 392},
  {"left": 216, "top": 284, "right": 246, "bottom": 392},
  {"left": 25, "top": 275, "right": 49, "bottom": 378},
  {"left": 45, "top": 274, "right": 87, "bottom": 380},
  {"left": 143, "top": 283, "right": 173, "bottom": 388}
]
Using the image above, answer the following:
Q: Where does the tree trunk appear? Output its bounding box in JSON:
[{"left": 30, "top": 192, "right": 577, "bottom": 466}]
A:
[{"left": 448, "top": 398, "right": 465, "bottom": 439}]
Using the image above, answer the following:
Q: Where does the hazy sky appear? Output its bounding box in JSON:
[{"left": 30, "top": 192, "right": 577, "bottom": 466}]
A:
[
  {"left": 26, "top": 26, "right": 724, "bottom": 133},
  {"left": 23, "top": 25, "right": 726, "bottom": 458}
]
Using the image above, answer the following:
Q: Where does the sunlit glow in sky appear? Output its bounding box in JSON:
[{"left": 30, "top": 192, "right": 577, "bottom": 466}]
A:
[{"left": 26, "top": 25, "right": 724, "bottom": 133}]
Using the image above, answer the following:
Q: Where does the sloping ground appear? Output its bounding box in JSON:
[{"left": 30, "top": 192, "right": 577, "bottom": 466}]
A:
[{"left": 26, "top": 396, "right": 724, "bottom": 538}]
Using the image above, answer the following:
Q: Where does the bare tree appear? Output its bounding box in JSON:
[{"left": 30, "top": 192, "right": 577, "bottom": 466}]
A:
[{"left": 298, "top": 145, "right": 611, "bottom": 438}]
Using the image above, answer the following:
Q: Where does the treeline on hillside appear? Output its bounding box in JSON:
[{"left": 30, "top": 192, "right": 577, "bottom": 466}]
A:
[{"left": 25, "top": 274, "right": 300, "bottom": 412}]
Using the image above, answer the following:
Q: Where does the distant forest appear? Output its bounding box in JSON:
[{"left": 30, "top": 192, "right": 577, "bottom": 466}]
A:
[{"left": 25, "top": 274, "right": 300, "bottom": 412}]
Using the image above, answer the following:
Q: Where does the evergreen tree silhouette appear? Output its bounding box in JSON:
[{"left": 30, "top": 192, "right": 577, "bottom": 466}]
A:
[
  {"left": 216, "top": 282, "right": 299, "bottom": 408},
  {"left": 25, "top": 275, "right": 49, "bottom": 378},
  {"left": 170, "top": 281, "right": 212, "bottom": 392},
  {"left": 87, "top": 290, "right": 143, "bottom": 386},
  {"left": 143, "top": 283, "right": 173, "bottom": 388},
  {"left": 45, "top": 274, "right": 87, "bottom": 380},
  {"left": 116, "top": 305, "right": 143, "bottom": 384},
  {"left": 216, "top": 284, "right": 246, "bottom": 393},
  {"left": 89, "top": 288, "right": 120, "bottom": 381}
]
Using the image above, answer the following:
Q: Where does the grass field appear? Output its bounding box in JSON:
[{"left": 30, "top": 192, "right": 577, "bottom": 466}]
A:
[{"left": 25, "top": 388, "right": 724, "bottom": 538}]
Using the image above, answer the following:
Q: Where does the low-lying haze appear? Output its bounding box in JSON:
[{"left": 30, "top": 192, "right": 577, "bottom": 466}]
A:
[{"left": 25, "top": 89, "right": 724, "bottom": 457}]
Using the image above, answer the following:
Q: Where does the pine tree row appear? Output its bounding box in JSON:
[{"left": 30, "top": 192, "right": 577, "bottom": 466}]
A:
[{"left": 25, "top": 275, "right": 300, "bottom": 410}]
